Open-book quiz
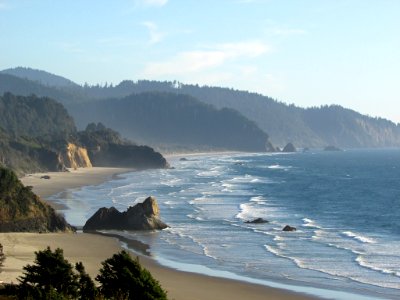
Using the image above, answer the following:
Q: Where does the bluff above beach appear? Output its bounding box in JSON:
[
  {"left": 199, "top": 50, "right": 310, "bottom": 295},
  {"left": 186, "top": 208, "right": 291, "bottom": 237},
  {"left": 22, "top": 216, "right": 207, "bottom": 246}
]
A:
[{"left": 0, "top": 166, "right": 74, "bottom": 232}]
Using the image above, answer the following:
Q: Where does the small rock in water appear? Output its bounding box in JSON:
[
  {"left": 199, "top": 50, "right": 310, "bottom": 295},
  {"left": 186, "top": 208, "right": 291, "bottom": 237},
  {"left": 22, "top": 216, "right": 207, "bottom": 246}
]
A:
[
  {"left": 245, "top": 218, "right": 269, "bottom": 224},
  {"left": 282, "top": 225, "right": 296, "bottom": 231}
]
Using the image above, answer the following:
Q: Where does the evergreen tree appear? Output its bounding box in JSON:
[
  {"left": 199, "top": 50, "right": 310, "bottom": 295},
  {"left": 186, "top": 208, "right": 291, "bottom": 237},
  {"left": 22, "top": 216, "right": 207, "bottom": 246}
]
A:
[{"left": 96, "top": 250, "right": 168, "bottom": 300}]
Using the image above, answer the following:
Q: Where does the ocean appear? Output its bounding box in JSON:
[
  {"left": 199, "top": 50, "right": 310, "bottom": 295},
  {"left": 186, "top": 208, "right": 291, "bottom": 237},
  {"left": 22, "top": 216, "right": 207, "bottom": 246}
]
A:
[{"left": 51, "top": 149, "right": 400, "bottom": 299}]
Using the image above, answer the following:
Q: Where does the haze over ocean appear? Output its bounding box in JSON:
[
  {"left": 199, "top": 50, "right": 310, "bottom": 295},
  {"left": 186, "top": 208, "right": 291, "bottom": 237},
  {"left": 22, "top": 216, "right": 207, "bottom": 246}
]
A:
[{"left": 54, "top": 150, "right": 400, "bottom": 300}]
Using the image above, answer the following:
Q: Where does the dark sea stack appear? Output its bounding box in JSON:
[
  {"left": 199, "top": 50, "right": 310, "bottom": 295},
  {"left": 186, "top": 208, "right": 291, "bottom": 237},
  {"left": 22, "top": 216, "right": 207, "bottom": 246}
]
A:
[
  {"left": 324, "top": 145, "right": 342, "bottom": 151},
  {"left": 282, "top": 143, "right": 296, "bottom": 153},
  {"left": 83, "top": 196, "right": 168, "bottom": 231},
  {"left": 282, "top": 225, "right": 297, "bottom": 232},
  {"left": 245, "top": 218, "right": 269, "bottom": 224},
  {"left": 179, "top": 157, "right": 188, "bottom": 161}
]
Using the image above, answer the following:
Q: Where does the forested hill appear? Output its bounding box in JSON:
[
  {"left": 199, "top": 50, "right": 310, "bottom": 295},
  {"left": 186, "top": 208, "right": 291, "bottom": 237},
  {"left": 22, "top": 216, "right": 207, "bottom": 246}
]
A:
[
  {"left": 2, "top": 68, "right": 400, "bottom": 148},
  {"left": 73, "top": 80, "right": 400, "bottom": 148},
  {"left": 0, "top": 92, "right": 76, "bottom": 139},
  {"left": 68, "top": 92, "right": 273, "bottom": 152},
  {"left": 0, "top": 93, "right": 168, "bottom": 174}
]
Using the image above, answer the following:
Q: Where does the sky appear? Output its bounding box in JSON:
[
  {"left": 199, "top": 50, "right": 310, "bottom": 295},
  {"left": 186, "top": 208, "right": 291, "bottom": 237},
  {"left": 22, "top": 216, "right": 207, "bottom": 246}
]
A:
[{"left": 1, "top": 0, "right": 399, "bottom": 123}]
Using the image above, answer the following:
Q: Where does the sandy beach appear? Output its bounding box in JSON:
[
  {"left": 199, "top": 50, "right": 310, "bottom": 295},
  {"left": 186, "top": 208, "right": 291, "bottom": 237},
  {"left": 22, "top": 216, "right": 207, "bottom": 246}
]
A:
[{"left": 0, "top": 167, "right": 320, "bottom": 300}]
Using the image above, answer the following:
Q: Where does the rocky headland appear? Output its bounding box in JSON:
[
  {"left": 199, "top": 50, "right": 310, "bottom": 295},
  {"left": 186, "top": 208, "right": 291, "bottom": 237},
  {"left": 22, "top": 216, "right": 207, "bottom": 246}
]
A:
[{"left": 0, "top": 166, "right": 74, "bottom": 232}]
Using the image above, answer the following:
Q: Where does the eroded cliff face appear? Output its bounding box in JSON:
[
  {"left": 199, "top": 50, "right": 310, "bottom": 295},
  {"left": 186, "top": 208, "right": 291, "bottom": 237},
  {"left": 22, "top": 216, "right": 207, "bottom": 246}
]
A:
[{"left": 60, "top": 143, "right": 92, "bottom": 169}]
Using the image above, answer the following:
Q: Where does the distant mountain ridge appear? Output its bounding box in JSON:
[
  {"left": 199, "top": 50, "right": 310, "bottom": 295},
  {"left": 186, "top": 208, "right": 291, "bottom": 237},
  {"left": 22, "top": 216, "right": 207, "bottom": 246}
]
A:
[
  {"left": 1, "top": 67, "right": 79, "bottom": 87},
  {"left": 2, "top": 68, "right": 400, "bottom": 149}
]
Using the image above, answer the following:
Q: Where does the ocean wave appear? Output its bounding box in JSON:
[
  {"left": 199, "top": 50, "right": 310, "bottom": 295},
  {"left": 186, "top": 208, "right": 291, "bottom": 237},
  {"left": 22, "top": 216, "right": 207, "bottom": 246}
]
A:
[
  {"left": 264, "top": 245, "right": 306, "bottom": 269},
  {"left": 236, "top": 203, "right": 266, "bottom": 220},
  {"left": 302, "top": 218, "right": 322, "bottom": 229},
  {"left": 160, "top": 178, "right": 182, "bottom": 187},
  {"left": 186, "top": 214, "right": 204, "bottom": 221},
  {"left": 250, "top": 196, "right": 267, "bottom": 203},
  {"left": 197, "top": 170, "right": 222, "bottom": 177},
  {"left": 355, "top": 255, "right": 400, "bottom": 277},
  {"left": 342, "top": 231, "right": 377, "bottom": 244}
]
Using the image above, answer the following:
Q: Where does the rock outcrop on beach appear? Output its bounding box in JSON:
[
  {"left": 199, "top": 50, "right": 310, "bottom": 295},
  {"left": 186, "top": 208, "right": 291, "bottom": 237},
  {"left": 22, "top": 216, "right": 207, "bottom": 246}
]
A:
[
  {"left": 0, "top": 166, "right": 75, "bottom": 232},
  {"left": 83, "top": 196, "right": 168, "bottom": 231}
]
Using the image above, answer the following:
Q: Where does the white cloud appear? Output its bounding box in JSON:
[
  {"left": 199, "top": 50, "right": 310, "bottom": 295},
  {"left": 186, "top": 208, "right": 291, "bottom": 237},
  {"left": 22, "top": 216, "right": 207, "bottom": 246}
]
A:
[
  {"left": 143, "top": 41, "right": 270, "bottom": 77},
  {"left": 141, "top": 21, "right": 164, "bottom": 44},
  {"left": 139, "top": 0, "right": 168, "bottom": 7}
]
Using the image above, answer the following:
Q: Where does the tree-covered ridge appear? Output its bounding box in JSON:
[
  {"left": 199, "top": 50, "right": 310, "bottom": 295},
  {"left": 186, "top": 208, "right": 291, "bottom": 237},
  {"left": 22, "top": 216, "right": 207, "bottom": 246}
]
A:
[
  {"left": 77, "top": 122, "right": 169, "bottom": 169},
  {"left": 3, "top": 68, "right": 400, "bottom": 148},
  {"left": 69, "top": 92, "right": 273, "bottom": 152},
  {"left": 0, "top": 167, "right": 74, "bottom": 232},
  {"left": 1, "top": 67, "right": 79, "bottom": 88},
  {"left": 0, "top": 93, "right": 168, "bottom": 173},
  {"left": 0, "top": 93, "right": 76, "bottom": 139}
]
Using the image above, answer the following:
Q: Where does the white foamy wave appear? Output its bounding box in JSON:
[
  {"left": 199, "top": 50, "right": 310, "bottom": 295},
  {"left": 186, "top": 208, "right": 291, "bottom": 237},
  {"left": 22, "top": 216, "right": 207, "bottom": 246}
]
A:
[
  {"left": 267, "top": 164, "right": 291, "bottom": 170},
  {"left": 186, "top": 214, "right": 204, "bottom": 221},
  {"left": 356, "top": 256, "right": 400, "bottom": 277},
  {"left": 342, "top": 231, "right": 377, "bottom": 244},
  {"left": 160, "top": 178, "right": 182, "bottom": 187},
  {"left": 236, "top": 203, "right": 264, "bottom": 220},
  {"left": 203, "top": 245, "right": 218, "bottom": 260},
  {"left": 250, "top": 196, "right": 267, "bottom": 203},
  {"left": 264, "top": 244, "right": 282, "bottom": 256},
  {"left": 264, "top": 245, "right": 306, "bottom": 269},
  {"left": 197, "top": 170, "right": 222, "bottom": 177},
  {"left": 302, "top": 218, "right": 322, "bottom": 229},
  {"left": 164, "top": 200, "right": 177, "bottom": 205}
]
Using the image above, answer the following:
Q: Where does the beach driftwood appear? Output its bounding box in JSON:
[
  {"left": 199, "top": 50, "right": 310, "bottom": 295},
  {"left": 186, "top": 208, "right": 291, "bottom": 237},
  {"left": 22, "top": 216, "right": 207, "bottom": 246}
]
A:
[{"left": 83, "top": 196, "right": 168, "bottom": 231}]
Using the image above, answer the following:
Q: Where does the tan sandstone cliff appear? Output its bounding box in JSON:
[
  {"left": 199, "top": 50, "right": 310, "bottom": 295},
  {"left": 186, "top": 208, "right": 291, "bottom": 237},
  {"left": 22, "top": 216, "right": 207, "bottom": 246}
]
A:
[{"left": 59, "top": 143, "right": 92, "bottom": 169}]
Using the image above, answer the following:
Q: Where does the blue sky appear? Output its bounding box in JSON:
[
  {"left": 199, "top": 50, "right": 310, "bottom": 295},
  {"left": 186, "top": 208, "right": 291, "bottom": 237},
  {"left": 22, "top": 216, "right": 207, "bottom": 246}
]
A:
[{"left": 1, "top": 0, "right": 399, "bottom": 123}]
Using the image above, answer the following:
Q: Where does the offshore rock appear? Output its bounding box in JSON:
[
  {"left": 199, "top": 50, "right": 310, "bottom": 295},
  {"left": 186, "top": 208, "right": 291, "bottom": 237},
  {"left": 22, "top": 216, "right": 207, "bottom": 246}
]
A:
[
  {"left": 83, "top": 196, "right": 168, "bottom": 231},
  {"left": 245, "top": 218, "right": 269, "bottom": 224},
  {"left": 282, "top": 225, "right": 297, "bottom": 232},
  {"left": 282, "top": 142, "right": 296, "bottom": 153},
  {"left": 324, "top": 145, "right": 342, "bottom": 151}
]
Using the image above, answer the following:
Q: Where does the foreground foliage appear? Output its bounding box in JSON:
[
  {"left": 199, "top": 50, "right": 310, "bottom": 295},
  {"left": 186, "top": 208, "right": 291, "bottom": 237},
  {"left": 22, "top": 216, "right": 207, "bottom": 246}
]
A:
[
  {"left": 96, "top": 250, "right": 167, "bottom": 300},
  {"left": 0, "top": 247, "right": 167, "bottom": 300}
]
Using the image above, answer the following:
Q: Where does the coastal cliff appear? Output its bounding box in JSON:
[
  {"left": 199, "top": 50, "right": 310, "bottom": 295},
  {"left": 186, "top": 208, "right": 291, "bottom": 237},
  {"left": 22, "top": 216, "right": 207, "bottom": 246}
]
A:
[
  {"left": 0, "top": 167, "right": 74, "bottom": 232},
  {"left": 0, "top": 94, "right": 169, "bottom": 174},
  {"left": 59, "top": 143, "right": 92, "bottom": 169}
]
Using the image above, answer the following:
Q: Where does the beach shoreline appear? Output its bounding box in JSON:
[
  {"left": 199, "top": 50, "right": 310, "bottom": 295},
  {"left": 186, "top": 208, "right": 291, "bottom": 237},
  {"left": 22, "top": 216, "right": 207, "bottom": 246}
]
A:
[{"left": 0, "top": 166, "right": 324, "bottom": 299}]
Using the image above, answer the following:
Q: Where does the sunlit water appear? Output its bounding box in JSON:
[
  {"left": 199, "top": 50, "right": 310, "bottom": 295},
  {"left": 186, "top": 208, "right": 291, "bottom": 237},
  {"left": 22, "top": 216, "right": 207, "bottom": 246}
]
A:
[{"left": 52, "top": 149, "right": 400, "bottom": 299}]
